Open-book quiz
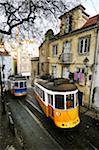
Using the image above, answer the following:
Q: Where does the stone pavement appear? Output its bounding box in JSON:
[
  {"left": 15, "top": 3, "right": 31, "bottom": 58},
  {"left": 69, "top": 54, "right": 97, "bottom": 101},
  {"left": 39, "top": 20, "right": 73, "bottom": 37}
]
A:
[{"left": 80, "top": 106, "right": 99, "bottom": 120}]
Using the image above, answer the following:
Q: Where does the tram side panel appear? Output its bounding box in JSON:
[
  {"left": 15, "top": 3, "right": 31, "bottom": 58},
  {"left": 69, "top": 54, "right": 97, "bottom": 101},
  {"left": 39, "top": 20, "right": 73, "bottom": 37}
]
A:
[{"left": 33, "top": 89, "right": 49, "bottom": 117}]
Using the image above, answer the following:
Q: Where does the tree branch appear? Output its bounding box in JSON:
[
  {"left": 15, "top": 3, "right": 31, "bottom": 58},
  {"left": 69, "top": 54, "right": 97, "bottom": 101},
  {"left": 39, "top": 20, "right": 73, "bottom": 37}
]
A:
[{"left": 0, "top": 0, "right": 79, "bottom": 37}]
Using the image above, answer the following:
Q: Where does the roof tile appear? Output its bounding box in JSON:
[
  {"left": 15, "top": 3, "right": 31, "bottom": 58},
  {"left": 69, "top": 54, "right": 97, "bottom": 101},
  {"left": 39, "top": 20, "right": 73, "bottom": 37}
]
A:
[{"left": 83, "top": 15, "right": 98, "bottom": 28}]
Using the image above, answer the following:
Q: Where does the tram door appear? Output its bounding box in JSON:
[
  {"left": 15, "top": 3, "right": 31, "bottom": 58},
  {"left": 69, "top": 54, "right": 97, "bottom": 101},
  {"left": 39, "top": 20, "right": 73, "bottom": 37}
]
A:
[
  {"left": 78, "top": 91, "right": 83, "bottom": 106},
  {"left": 48, "top": 94, "right": 54, "bottom": 119}
]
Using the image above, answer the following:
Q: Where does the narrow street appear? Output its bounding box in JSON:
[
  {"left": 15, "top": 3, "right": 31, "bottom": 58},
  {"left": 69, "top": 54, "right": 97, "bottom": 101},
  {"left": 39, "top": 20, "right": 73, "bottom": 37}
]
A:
[
  {"left": 0, "top": 1, "right": 99, "bottom": 150},
  {"left": 2, "top": 88, "right": 99, "bottom": 150}
]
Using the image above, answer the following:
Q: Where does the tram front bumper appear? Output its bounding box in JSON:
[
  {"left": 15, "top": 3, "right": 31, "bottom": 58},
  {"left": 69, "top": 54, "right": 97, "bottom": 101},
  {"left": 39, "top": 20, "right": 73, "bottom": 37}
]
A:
[
  {"left": 54, "top": 118, "right": 80, "bottom": 128},
  {"left": 15, "top": 92, "right": 27, "bottom": 96}
]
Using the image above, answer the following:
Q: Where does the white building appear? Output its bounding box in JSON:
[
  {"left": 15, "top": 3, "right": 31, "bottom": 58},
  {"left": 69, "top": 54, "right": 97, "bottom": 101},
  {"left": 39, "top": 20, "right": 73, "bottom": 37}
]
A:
[
  {"left": 0, "top": 52, "right": 14, "bottom": 90},
  {"left": 4, "top": 35, "right": 39, "bottom": 88},
  {"left": 17, "top": 40, "right": 31, "bottom": 77},
  {"left": 90, "top": 29, "right": 99, "bottom": 110},
  {"left": 0, "top": 56, "right": 14, "bottom": 80}
]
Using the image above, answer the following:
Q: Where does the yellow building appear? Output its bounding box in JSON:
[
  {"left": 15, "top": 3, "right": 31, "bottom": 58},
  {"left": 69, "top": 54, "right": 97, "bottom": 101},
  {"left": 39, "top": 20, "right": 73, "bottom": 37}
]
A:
[
  {"left": 39, "top": 29, "right": 54, "bottom": 76},
  {"left": 39, "top": 5, "right": 99, "bottom": 107},
  {"left": 31, "top": 57, "right": 39, "bottom": 85}
]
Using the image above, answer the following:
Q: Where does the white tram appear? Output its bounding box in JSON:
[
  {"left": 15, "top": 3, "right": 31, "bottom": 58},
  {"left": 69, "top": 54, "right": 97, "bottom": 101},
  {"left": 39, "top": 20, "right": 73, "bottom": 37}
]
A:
[{"left": 8, "top": 75, "right": 27, "bottom": 96}]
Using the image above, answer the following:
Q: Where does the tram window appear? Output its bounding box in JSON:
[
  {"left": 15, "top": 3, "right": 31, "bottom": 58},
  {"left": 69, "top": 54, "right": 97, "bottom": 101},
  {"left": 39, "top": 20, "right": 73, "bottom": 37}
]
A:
[
  {"left": 40, "top": 90, "right": 43, "bottom": 98},
  {"left": 15, "top": 82, "right": 18, "bottom": 87},
  {"left": 48, "top": 94, "right": 50, "bottom": 104},
  {"left": 42, "top": 91, "right": 45, "bottom": 101},
  {"left": 20, "top": 82, "right": 23, "bottom": 88},
  {"left": 55, "top": 95, "right": 64, "bottom": 109},
  {"left": 51, "top": 95, "right": 53, "bottom": 105},
  {"left": 38, "top": 87, "right": 41, "bottom": 97},
  {"left": 37, "top": 86, "right": 40, "bottom": 96},
  {"left": 48, "top": 94, "right": 53, "bottom": 106},
  {"left": 66, "top": 94, "right": 74, "bottom": 109},
  {"left": 76, "top": 93, "right": 79, "bottom": 106},
  {"left": 35, "top": 85, "right": 45, "bottom": 102},
  {"left": 24, "top": 82, "right": 27, "bottom": 87}
]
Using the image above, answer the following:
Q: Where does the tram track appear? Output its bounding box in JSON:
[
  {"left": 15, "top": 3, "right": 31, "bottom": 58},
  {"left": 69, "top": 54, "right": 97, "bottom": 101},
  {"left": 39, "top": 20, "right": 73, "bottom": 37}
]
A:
[
  {"left": 18, "top": 95, "right": 87, "bottom": 150},
  {"left": 23, "top": 93, "right": 99, "bottom": 150},
  {"left": 6, "top": 91, "right": 99, "bottom": 150},
  {"left": 18, "top": 100, "right": 63, "bottom": 150},
  {"left": 18, "top": 96, "right": 70, "bottom": 149},
  {"left": 7, "top": 94, "right": 63, "bottom": 150}
]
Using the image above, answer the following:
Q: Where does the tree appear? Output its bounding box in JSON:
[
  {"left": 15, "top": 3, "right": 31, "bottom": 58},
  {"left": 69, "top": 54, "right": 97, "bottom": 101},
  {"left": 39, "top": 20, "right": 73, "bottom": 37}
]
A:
[{"left": 0, "top": 0, "right": 79, "bottom": 40}]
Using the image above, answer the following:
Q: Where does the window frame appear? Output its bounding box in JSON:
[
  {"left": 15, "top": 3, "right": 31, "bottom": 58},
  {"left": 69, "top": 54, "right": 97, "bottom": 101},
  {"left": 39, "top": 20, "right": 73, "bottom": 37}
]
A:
[
  {"left": 64, "top": 15, "right": 72, "bottom": 33},
  {"left": 48, "top": 94, "right": 53, "bottom": 106},
  {"left": 78, "top": 36, "right": 90, "bottom": 55},
  {"left": 63, "top": 41, "right": 71, "bottom": 53},
  {"left": 52, "top": 64, "right": 57, "bottom": 78},
  {"left": 20, "top": 82, "right": 23, "bottom": 88},
  {"left": 55, "top": 94, "right": 65, "bottom": 110},
  {"left": 24, "top": 81, "right": 27, "bottom": 87},
  {"left": 15, "top": 82, "right": 18, "bottom": 88},
  {"left": 52, "top": 44, "right": 58, "bottom": 57},
  {"left": 66, "top": 93, "right": 75, "bottom": 109}
]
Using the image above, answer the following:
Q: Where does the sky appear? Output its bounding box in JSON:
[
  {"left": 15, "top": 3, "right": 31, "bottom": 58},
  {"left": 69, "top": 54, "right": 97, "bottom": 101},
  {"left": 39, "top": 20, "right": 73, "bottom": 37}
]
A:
[{"left": 81, "top": 0, "right": 99, "bottom": 16}]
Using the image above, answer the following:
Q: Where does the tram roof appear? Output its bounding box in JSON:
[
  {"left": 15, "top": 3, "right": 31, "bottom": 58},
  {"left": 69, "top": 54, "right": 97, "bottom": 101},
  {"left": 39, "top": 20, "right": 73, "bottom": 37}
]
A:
[
  {"left": 36, "top": 78, "right": 77, "bottom": 92},
  {"left": 8, "top": 75, "right": 26, "bottom": 81}
]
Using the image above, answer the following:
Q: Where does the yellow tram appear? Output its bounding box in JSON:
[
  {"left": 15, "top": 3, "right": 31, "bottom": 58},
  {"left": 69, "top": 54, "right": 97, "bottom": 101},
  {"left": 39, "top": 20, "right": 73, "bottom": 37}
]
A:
[{"left": 33, "top": 78, "right": 80, "bottom": 128}]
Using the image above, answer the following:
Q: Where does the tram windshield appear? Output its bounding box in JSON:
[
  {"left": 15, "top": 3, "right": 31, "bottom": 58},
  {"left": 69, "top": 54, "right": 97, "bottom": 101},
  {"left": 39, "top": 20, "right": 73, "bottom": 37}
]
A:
[
  {"left": 66, "top": 94, "right": 74, "bottom": 109},
  {"left": 15, "top": 82, "right": 18, "bottom": 88},
  {"left": 20, "top": 82, "right": 23, "bottom": 88},
  {"left": 24, "top": 82, "right": 27, "bottom": 87},
  {"left": 54, "top": 93, "right": 77, "bottom": 110},
  {"left": 55, "top": 95, "right": 64, "bottom": 109}
]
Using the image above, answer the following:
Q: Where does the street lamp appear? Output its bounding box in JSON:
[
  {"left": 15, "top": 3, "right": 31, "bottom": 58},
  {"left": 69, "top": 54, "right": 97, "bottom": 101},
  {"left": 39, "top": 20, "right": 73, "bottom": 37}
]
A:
[{"left": 83, "top": 57, "right": 89, "bottom": 85}]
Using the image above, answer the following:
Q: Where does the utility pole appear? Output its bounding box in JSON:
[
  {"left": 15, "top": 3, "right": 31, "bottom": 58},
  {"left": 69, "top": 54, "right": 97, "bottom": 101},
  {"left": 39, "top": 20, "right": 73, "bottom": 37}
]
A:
[{"left": 0, "top": 55, "right": 6, "bottom": 114}]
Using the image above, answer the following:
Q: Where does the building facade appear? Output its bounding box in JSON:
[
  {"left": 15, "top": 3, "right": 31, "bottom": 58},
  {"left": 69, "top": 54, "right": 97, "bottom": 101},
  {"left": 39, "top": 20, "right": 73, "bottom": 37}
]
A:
[
  {"left": 39, "top": 29, "right": 54, "bottom": 76},
  {"left": 31, "top": 57, "right": 39, "bottom": 84},
  {"left": 17, "top": 40, "right": 31, "bottom": 77},
  {"left": 39, "top": 5, "right": 99, "bottom": 109},
  {"left": 90, "top": 28, "right": 99, "bottom": 110},
  {"left": 0, "top": 41, "right": 14, "bottom": 90}
]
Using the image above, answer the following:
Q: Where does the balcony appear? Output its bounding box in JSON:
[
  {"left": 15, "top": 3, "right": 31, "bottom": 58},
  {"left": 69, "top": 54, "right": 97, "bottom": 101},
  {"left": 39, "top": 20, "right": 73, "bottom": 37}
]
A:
[{"left": 59, "top": 53, "right": 72, "bottom": 64}]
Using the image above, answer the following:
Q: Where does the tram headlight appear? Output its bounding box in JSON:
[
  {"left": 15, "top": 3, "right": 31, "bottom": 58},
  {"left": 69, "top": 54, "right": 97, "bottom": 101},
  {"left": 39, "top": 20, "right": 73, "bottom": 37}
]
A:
[
  {"left": 66, "top": 123, "right": 70, "bottom": 127},
  {"left": 56, "top": 112, "right": 61, "bottom": 117}
]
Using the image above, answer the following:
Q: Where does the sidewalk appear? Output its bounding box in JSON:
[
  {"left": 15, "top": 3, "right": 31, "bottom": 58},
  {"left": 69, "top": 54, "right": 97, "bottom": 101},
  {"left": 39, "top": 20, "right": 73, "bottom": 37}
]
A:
[
  {"left": 9, "top": 98, "right": 62, "bottom": 150},
  {"left": 0, "top": 98, "right": 22, "bottom": 150},
  {"left": 80, "top": 105, "right": 99, "bottom": 120}
]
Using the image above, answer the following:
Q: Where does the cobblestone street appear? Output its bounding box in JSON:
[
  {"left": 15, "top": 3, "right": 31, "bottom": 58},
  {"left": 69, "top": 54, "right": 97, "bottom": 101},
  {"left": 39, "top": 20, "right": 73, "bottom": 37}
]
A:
[
  {"left": 0, "top": 99, "right": 22, "bottom": 150},
  {"left": 0, "top": 89, "right": 99, "bottom": 150}
]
